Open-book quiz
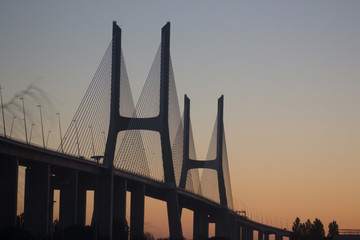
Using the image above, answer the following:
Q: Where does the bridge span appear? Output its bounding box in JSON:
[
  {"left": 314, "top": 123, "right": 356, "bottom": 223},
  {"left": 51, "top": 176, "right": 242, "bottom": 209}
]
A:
[
  {"left": 0, "top": 136, "right": 290, "bottom": 239},
  {"left": 0, "top": 22, "right": 291, "bottom": 240}
]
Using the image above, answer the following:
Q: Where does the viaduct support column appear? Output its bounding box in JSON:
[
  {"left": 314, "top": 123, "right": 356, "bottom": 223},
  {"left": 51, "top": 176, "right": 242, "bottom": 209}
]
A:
[
  {"left": 0, "top": 158, "right": 18, "bottom": 228},
  {"left": 258, "top": 231, "right": 264, "bottom": 240},
  {"left": 165, "top": 189, "right": 183, "bottom": 239},
  {"left": 113, "top": 177, "right": 127, "bottom": 237},
  {"left": 242, "top": 225, "right": 248, "bottom": 240},
  {"left": 247, "top": 228, "right": 253, "bottom": 240},
  {"left": 94, "top": 169, "right": 114, "bottom": 240},
  {"left": 215, "top": 209, "right": 232, "bottom": 239},
  {"left": 59, "top": 169, "right": 78, "bottom": 228},
  {"left": 193, "top": 211, "right": 209, "bottom": 240},
  {"left": 234, "top": 221, "right": 241, "bottom": 240},
  {"left": 130, "top": 183, "right": 145, "bottom": 240},
  {"left": 264, "top": 233, "right": 269, "bottom": 240},
  {"left": 24, "top": 163, "right": 50, "bottom": 236},
  {"left": 229, "top": 215, "right": 236, "bottom": 240},
  {"left": 76, "top": 173, "right": 87, "bottom": 226},
  {"left": 49, "top": 186, "right": 54, "bottom": 232},
  {"left": 275, "top": 234, "right": 282, "bottom": 240},
  {"left": 113, "top": 177, "right": 127, "bottom": 221}
]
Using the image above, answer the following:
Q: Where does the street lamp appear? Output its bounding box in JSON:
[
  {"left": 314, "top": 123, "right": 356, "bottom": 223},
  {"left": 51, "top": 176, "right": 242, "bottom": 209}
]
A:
[
  {"left": 89, "top": 126, "right": 95, "bottom": 156},
  {"left": 74, "top": 119, "right": 81, "bottom": 156},
  {"left": 0, "top": 84, "right": 6, "bottom": 137},
  {"left": 46, "top": 130, "right": 51, "bottom": 148},
  {"left": 9, "top": 116, "right": 16, "bottom": 139},
  {"left": 29, "top": 123, "right": 35, "bottom": 144},
  {"left": 37, "top": 104, "right": 45, "bottom": 148},
  {"left": 102, "top": 131, "right": 106, "bottom": 148},
  {"left": 56, "top": 113, "right": 63, "bottom": 153},
  {"left": 20, "top": 97, "right": 28, "bottom": 143}
]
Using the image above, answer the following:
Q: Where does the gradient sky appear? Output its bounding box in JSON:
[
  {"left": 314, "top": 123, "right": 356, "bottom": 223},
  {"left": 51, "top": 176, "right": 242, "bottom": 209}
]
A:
[{"left": 1, "top": 1, "right": 360, "bottom": 239}]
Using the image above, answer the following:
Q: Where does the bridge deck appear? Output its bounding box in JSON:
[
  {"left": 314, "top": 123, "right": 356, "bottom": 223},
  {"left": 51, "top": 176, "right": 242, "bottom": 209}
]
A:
[{"left": 0, "top": 136, "right": 291, "bottom": 237}]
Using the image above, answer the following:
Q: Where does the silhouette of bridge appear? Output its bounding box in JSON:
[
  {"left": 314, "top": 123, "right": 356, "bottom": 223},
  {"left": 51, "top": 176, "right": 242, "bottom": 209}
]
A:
[{"left": 0, "top": 22, "right": 291, "bottom": 240}]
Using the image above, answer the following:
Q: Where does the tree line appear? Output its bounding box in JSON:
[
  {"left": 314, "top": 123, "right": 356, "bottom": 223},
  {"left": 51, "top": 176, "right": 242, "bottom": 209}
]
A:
[
  {"left": 291, "top": 217, "right": 339, "bottom": 240},
  {"left": 2, "top": 214, "right": 340, "bottom": 240}
]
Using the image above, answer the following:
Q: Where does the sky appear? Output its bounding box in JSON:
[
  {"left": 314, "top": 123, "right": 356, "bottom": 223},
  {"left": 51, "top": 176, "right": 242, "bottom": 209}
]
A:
[{"left": 1, "top": 1, "right": 360, "bottom": 238}]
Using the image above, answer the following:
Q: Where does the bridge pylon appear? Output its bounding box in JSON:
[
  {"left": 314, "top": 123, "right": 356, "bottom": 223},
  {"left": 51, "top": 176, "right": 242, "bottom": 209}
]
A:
[
  {"left": 179, "top": 95, "right": 233, "bottom": 239},
  {"left": 93, "top": 21, "right": 183, "bottom": 240}
]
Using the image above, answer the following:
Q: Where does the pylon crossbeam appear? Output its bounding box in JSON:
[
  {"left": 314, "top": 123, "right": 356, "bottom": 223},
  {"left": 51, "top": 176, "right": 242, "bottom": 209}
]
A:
[
  {"left": 187, "top": 159, "right": 217, "bottom": 170},
  {"left": 117, "top": 116, "right": 159, "bottom": 132}
]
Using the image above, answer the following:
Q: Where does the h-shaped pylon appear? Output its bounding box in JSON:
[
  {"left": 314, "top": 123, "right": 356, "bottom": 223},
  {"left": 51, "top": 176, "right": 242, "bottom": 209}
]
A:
[
  {"left": 180, "top": 95, "right": 232, "bottom": 239},
  {"left": 179, "top": 94, "right": 229, "bottom": 208},
  {"left": 103, "top": 22, "right": 176, "bottom": 185},
  {"left": 101, "top": 21, "right": 183, "bottom": 239}
]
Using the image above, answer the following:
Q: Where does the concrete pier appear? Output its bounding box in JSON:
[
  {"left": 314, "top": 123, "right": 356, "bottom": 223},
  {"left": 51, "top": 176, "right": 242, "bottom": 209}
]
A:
[
  {"left": 76, "top": 183, "right": 87, "bottom": 226},
  {"left": 242, "top": 225, "right": 248, "bottom": 240},
  {"left": 247, "top": 228, "right": 254, "bottom": 240},
  {"left": 0, "top": 157, "right": 18, "bottom": 228},
  {"left": 215, "top": 209, "right": 232, "bottom": 239},
  {"left": 259, "top": 231, "right": 264, "bottom": 240},
  {"left": 193, "top": 211, "right": 209, "bottom": 240},
  {"left": 130, "top": 183, "right": 145, "bottom": 240},
  {"left": 95, "top": 170, "right": 114, "bottom": 240},
  {"left": 113, "top": 177, "right": 127, "bottom": 223},
  {"left": 59, "top": 169, "right": 78, "bottom": 228},
  {"left": 234, "top": 222, "right": 241, "bottom": 240},
  {"left": 24, "top": 163, "right": 50, "bottom": 236}
]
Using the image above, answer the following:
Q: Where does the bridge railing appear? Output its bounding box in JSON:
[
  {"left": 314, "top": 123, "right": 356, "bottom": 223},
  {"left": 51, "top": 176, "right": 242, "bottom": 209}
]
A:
[
  {"left": 339, "top": 229, "right": 360, "bottom": 235},
  {"left": 0, "top": 134, "right": 52, "bottom": 151}
]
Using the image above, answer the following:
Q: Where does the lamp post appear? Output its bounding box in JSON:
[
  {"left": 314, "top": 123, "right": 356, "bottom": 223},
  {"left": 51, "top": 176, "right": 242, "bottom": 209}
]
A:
[
  {"left": 10, "top": 116, "right": 16, "bottom": 138},
  {"left": 20, "top": 97, "right": 28, "bottom": 143},
  {"left": 102, "top": 131, "right": 106, "bottom": 146},
  {"left": 37, "top": 104, "right": 45, "bottom": 148},
  {"left": 74, "top": 119, "right": 81, "bottom": 156},
  {"left": 46, "top": 130, "right": 51, "bottom": 148},
  {"left": 101, "top": 131, "right": 107, "bottom": 155},
  {"left": 56, "top": 112, "right": 64, "bottom": 153},
  {"left": 29, "top": 123, "right": 35, "bottom": 144},
  {"left": 89, "top": 126, "right": 95, "bottom": 156},
  {"left": 0, "top": 84, "right": 6, "bottom": 137}
]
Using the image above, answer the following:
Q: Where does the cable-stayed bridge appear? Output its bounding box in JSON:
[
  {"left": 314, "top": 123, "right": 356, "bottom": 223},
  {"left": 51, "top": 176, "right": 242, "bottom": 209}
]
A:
[{"left": 0, "top": 22, "right": 291, "bottom": 240}]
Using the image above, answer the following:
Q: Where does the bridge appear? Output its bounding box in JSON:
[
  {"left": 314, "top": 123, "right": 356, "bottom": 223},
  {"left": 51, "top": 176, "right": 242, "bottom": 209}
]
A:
[{"left": 0, "top": 22, "right": 291, "bottom": 240}]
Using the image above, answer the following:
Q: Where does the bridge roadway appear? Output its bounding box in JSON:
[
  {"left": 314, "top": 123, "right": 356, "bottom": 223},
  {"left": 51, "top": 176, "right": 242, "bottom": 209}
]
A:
[{"left": 0, "top": 136, "right": 291, "bottom": 240}]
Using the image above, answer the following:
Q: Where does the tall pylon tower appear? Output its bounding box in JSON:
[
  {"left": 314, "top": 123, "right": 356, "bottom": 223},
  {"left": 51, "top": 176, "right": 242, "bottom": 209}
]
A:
[
  {"left": 96, "top": 21, "right": 183, "bottom": 239},
  {"left": 179, "top": 95, "right": 232, "bottom": 239}
]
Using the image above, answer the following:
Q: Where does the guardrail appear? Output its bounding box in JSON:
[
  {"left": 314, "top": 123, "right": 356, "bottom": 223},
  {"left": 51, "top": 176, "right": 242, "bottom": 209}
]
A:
[{"left": 339, "top": 229, "right": 360, "bottom": 235}]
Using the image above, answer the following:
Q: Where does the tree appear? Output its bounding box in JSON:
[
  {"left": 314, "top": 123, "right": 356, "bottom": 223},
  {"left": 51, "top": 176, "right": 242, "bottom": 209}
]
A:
[
  {"left": 63, "top": 224, "right": 95, "bottom": 240},
  {"left": 304, "top": 219, "right": 313, "bottom": 240},
  {"left": 291, "top": 217, "right": 329, "bottom": 240},
  {"left": 328, "top": 221, "right": 339, "bottom": 239},
  {"left": 311, "top": 218, "right": 325, "bottom": 240},
  {"left": 292, "top": 217, "right": 302, "bottom": 240},
  {"left": 144, "top": 232, "right": 155, "bottom": 240},
  {"left": 52, "top": 219, "right": 61, "bottom": 240},
  {"left": 293, "top": 217, "right": 302, "bottom": 233},
  {"left": 112, "top": 218, "right": 129, "bottom": 240},
  {"left": 53, "top": 219, "right": 59, "bottom": 231},
  {"left": 16, "top": 213, "right": 24, "bottom": 228}
]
